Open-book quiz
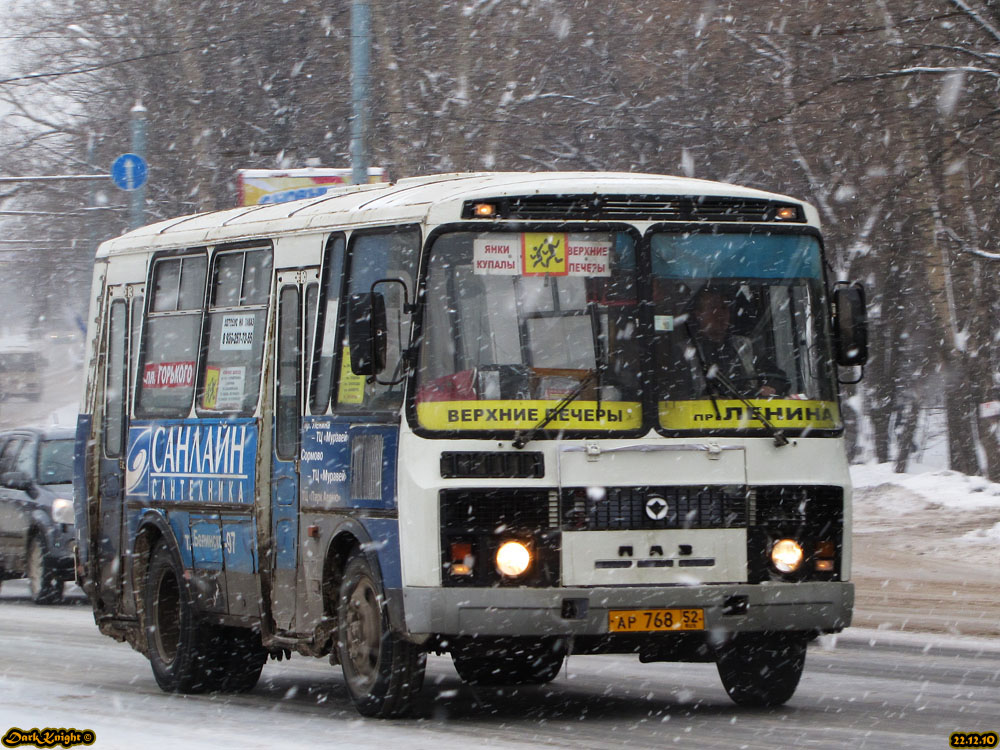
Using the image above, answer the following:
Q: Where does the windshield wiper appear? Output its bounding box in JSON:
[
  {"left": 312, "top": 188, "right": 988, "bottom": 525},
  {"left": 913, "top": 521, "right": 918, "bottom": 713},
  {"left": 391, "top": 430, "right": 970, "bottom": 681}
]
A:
[
  {"left": 682, "top": 323, "right": 789, "bottom": 447},
  {"left": 708, "top": 368, "right": 789, "bottom": 447},
  {"left": 512, "top": 368, "right": 598, "bottom": 449},
  {"left": 589, "top": 301, "right": 607, "bottom": 406},
  {"left": 683, "top": 322, "right": 723, "bottom": 419}
]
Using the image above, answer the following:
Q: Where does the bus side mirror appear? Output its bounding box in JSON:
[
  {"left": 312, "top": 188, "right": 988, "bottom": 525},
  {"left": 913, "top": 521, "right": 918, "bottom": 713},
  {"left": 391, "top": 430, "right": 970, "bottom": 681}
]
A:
[
  {"left": 348, "top": 292, "right": 387, "bottom": 376},
  {"left": 832, "top": 283, "right": 868, "bottom": 368}
]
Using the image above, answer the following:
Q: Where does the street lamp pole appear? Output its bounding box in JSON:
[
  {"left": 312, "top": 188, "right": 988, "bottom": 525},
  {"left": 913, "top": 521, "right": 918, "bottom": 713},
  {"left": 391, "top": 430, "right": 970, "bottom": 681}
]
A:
[
  {"left": 350, "top": 0, "right": 371, "bottom": 186},
  {"left": 130, "top": 101, "right": 147, "bottom": 230}
]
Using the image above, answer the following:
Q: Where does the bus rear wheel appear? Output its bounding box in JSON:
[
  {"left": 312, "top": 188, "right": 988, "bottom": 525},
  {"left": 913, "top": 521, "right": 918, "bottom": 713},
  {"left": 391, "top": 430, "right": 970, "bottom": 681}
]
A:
[
  {"left": 336, "top": 550, "right": 426, "bottom": 717},
  {"left": 451, "top": 637, "right": 565, "bottom": 686},
  {"left": 144, "top": 541, "right": 218, "bottom": 693},
  {"left": 715, "top": 632, "right": 807, "bottom": 707}
]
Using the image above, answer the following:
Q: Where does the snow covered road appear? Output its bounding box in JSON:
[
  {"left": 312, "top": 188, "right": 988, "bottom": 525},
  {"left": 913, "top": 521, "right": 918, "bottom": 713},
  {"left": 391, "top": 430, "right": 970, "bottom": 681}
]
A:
[{"left": 1, "top": 584, "right": 997, "bottom": 750}]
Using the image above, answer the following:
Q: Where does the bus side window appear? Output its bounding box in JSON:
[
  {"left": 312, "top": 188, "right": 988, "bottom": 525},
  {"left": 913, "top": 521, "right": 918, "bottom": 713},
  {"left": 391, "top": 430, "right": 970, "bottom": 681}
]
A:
[
  {"left": 198, "top": 246, "right": 273, "bottom": 416},
  {"left": 103, "top": 299, "right": 128, "bottom": 457},
  {"left": 303, "top": 282, "right": 318, "bottom": 409},
  {"left": 130, "top": 295, "right": 144, "bottom": 416},
  {"left": 336, "top": 227, "right": 419, "bottom": 413},
  {"left": 310, "top": 235, "right": 345, "bottom": 415},
  {"left": 136, "top": 254, "right": 207, "bottom": 418},
  {"left": 276, "top": 286, "right": 301, "bottom": 460}
]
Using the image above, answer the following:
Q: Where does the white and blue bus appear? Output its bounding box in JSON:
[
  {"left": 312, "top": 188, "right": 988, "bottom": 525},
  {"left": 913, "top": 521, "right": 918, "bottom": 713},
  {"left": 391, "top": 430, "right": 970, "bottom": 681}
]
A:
[{"left": 74, "top": 172, "right": 867, "bottom": 716}]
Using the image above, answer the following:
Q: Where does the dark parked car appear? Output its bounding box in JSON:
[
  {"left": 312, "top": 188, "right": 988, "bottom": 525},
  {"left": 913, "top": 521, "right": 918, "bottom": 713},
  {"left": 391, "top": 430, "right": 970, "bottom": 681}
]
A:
[{"left": 0, "top": 426, "right": 76, "bottom": 603}]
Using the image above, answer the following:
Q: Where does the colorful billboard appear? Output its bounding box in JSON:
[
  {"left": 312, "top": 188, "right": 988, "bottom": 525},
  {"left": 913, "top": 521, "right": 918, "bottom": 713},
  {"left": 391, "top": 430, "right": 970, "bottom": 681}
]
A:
[
  {"left": 236, "top": 167, "right": 386, "bottom": 206},
  {"left": 125, "top": 419, "right": 257, "bottom": 505}
]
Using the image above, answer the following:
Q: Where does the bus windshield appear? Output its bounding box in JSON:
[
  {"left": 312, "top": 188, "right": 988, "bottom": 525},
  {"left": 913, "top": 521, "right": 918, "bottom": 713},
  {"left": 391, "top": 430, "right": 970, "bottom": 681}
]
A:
[
  {"left": 415, "top": 229, "right": 643, "bottom": 434},
  {"left": 415, "top": 228, "right": 840, "bottom": 436},
  {"left": 650, "top": 231, "right": 840, "bottom": 433}
]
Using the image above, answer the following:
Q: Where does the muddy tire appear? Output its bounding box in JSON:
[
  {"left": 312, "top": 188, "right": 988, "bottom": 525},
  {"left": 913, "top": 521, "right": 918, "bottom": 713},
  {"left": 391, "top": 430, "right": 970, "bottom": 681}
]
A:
[
  {"left": 451, "top": 637, "right": 565, "bottom": 686},
  {"left": 143, "top": 541, "right": 219, "bottom": 693},
  {"left": 336, "top": 550, "right": 425, "bottom": 717},
  {"left": 27, "top": 536, "right": 63, "bottom": 605},
  {"left": 716, "top": 632, "right": 807, "bottom": 707}
]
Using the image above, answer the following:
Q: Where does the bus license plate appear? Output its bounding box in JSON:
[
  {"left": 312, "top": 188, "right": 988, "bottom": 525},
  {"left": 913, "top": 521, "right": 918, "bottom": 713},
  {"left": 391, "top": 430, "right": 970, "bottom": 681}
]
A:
[{"left": 608, "top": 608, "right": 704, "bottom": 632}]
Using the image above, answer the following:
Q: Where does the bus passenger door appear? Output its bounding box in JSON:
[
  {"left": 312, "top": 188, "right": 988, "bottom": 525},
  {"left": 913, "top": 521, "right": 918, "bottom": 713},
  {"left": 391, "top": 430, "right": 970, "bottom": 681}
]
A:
[
  {"left": 96, "top": 285, "right": 141, "bottom": 612},
  {"left": 270, "top": 269, "right": 318, "bottom": 632}
]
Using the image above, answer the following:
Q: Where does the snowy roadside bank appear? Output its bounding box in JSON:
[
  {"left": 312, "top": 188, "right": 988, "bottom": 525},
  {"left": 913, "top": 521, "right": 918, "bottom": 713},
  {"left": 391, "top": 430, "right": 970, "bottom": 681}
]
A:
[{"left": 850, "top": 463, "right": 1000, "bottom": 638}]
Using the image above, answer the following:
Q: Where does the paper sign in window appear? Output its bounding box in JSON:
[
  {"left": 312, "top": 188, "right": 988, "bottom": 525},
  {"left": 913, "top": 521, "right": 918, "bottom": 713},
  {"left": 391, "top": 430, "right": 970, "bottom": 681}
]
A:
[
  {"left": 143, "top": 361, "right": 195, "bottom": 389},
  {"left": 565, "top": 236, "right": 612, "bottom": 277},
  {"left": 203, "top": 366, "right": 220, "bottom": 409},
  {"left": 203, "top": 365, "right": 246, "bottom": 410},
  {"left": 215, "top": 366, "right": 246, "bottom": 410},
  {"left": 522, "top": 233, "right": 567, "bottom": 276},
  {"left": 220, "top": 313, "right": 256, "bottom": 350},
  {"left": 473, "top": 238, "right": 521, "bottom": 275},
  {"left": 473, "top": 234, "right": 612, "bottom": 277},
  {"left": 337, "top": 346, "right": 366, "bottom": 405}
]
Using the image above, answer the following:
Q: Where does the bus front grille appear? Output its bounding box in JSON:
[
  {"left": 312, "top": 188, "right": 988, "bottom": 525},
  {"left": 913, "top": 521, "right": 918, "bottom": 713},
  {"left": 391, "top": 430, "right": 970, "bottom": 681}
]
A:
[
  {"left": 441, "top": 489, "right": 553, "bottom": 531},
  {"left": 561, "top": 485, "right": 749, "bottom": 531},
  {"left": 440, "top": 451, "right": 544, "bottom": 479}
]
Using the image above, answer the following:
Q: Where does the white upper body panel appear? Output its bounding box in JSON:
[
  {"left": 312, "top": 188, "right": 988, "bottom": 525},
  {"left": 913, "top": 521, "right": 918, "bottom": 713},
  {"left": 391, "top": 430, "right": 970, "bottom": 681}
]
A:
[{"left": 95, "top": 172, "right": 820, "bottom": 259}]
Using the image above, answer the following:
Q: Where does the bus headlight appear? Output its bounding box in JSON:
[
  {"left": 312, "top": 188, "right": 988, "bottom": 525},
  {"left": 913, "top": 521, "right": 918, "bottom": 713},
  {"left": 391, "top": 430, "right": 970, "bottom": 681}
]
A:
[
  {"left": 52, "top": 498, "right": 75, "bottom": 526},
  {"left": 495, "top": 540, "right": 532, "bottom": 578},
  {"left": 770, "top": 538, "right": 804, "bottom": 574}
]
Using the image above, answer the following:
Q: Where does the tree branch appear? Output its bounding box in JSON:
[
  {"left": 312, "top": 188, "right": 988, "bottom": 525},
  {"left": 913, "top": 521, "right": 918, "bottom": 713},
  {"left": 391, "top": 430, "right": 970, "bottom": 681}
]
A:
[{"left": 948, "top": 0, "right": 1000, "bottom": 45}]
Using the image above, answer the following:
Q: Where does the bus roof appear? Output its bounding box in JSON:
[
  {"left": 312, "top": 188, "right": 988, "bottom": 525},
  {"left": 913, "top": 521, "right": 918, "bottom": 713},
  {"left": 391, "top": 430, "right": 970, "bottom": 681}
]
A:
[{"left": 96, "top": 172, "right": 817, "bottom": 258}]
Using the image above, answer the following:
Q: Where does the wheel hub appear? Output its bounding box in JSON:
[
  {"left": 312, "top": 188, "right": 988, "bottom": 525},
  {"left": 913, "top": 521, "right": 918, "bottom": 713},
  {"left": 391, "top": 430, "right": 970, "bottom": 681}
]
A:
[{"left": 345, "top": 575, "right": 381, "bottom": 687}]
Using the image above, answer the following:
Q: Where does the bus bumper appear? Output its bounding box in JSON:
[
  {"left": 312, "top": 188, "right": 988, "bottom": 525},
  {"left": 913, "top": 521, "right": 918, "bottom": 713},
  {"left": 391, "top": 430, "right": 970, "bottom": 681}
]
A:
[{"left": 401, "top": 581, "right": 853, "bottom": 637}]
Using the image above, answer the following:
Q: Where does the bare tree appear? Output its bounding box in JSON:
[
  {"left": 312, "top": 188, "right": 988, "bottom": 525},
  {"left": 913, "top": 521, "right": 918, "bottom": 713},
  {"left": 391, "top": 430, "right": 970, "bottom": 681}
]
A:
[{"left": 1, "top": 0, "right": 996, "bottom": 476}]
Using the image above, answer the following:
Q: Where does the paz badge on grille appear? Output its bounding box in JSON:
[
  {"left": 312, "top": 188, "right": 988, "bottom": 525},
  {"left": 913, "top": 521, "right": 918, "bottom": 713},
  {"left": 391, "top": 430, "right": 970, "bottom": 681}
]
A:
[{"left": 645, "top": 495, "right": 669, "bottom": 521}]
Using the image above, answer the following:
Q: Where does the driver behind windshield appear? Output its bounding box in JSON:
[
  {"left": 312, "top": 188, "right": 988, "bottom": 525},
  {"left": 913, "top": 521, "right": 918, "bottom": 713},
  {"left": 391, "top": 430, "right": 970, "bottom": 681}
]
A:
[{"left": 685, "top": 288, "right": 788, "bottom": 399}]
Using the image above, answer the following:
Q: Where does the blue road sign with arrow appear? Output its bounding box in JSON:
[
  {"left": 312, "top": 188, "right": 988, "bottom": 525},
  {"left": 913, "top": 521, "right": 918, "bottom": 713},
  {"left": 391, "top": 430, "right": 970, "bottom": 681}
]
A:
[{"left": 111, "top": 153, "right": 148, "bottom": 191}]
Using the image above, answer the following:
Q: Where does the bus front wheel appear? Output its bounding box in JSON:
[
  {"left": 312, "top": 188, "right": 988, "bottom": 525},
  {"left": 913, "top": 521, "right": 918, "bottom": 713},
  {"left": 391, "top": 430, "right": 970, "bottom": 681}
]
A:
[
  {"left": 715, "top": 632, "right": 806, "bottom": 707},
  {"left": 336, "top": 550, "right": 426, "bottom": 717}
]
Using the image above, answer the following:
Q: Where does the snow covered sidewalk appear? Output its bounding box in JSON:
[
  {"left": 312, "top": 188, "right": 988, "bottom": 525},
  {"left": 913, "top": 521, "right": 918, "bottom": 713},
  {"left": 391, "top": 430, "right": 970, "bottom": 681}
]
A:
[{"left": 850, "top": 463, "right": 1000, "bottom": 638}]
